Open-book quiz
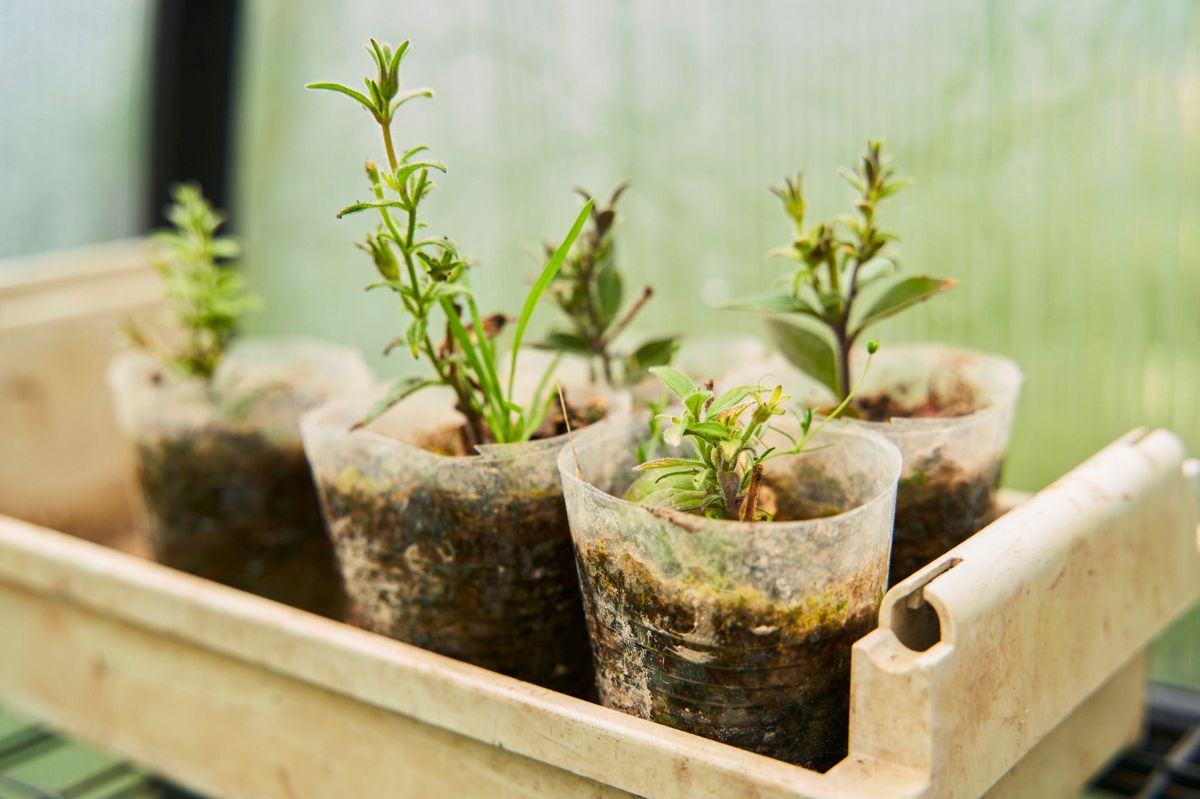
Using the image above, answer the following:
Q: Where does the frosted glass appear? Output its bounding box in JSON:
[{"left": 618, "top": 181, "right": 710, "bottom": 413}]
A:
[
  {"left": 0, "top": 2, "right": 154, "bottom": 260},
  {"left": 235, "top": 1, "right": 1200, "bottom": 685}
]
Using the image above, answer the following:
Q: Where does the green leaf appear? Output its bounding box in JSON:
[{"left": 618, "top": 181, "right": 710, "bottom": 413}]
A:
[
  {"left": 391, "top": 87, "right": 434, "bottom": 113},
  {"left": 726, "top": 290, "right": 822, "bottom": 318},
  {"left": 351, "top": 377, "right": 437, "bottom": 430},
  {"left": 462, "top": 291, "right": 503, "bottom": 410},
  {"left": 762, "top": 317, "right": 839, "bottom": 397},
  {"left": 628, "top": 337, "right": 678, "bottom": 373},
  {"left": 633, "top": 457, "right": 706, "bottom": 471},
  {"left": 210, "top": 237, "right": 241, "bottom": 259},
  {"left": 683, "top": 389, "right": 712, "bottom": 418},
  {"left": 537, "top": 330, "right": 593, "bottom": 356},
  {"left": 684, "top": 421, "right": 729, "bottom": 442},
  {"left": 394, "top": 160, "right": 448, "bottom": 185},
  {"left": 707, "top": 385, "right": 755, "bottom": 415},
  {"left": 649, "top": 365, "right": 696, "bottom": 400},
  {"left": 853, "top": 275, "right": 956, "bottom": 335},
  {"left": 518, "top": 352, "right": 562, "bottom": 440},
  {"left": 404, "top": 317, "right": 426, "bottom": 357},
  {"left": 306, "top": 82, "right": 376, "bottom": 114},
  {"left": 337, "top": 200, "right": 408, "bottom": 219},
  {"left": 506, "top": 200, "right": 593, "bottom": 404},
  {"left": 596, "top": 261, "right": 623, "bottom": 326},
  {"left": 427, "top": 282, "right": 471, "bottom": 301}
]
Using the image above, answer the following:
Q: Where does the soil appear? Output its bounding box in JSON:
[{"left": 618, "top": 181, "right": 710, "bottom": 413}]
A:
[
  {"left": 136, "top": 430, "right": 345, "bottom": 618},
  {"left": 848, "top": 383, "right": 1006, "bottom": 586},
  {"left": 576, "top": 540, "right": 883, "bottom": 771},
  {"left": 853, "top": 380, "right": 978, "bottom": 422},
  {"left": 316, "top": 399, "right": 606, "bottom": 699},
  {"left": 888, "top": 456, "right": 1003, "bottom": 585}
]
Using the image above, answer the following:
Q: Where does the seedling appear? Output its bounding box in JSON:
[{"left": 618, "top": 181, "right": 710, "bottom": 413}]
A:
[
  {"left": 126, "top": 183, "right": 260, "bottom": 380},
  {"left": 538, "top": 183, "right": 676, "bottom": 385},
  {"left": 731, "top": 141, "right": 953, "bottom": 401},
  {"left": 308, "top": 38, "right": 590, "bottom": 446},
  {"left": 629, "top": 342, "right": 877, "bottom": 521}
]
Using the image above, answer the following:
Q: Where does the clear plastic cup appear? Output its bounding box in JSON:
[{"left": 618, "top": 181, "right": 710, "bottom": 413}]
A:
[
  {"left": 107, "top": 337, "right": 373, "bottom": 617},
  {"left": 300, "top": 385, "right": 618, "bottom": 697},
  {"left": 728, "top": 343, "right": 1022, "bottom": 584},
  {"left": 558, "top": 413, "right": 901, "bottom": 769}
]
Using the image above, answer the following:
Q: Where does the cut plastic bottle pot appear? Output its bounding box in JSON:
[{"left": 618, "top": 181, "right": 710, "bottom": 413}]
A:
[
  {"left": 558, "top": 414, "right": 901, "bottom": 769},
  {"left": 301, "top": 387, "right": 613, "bottom": 698},
  {"left": 735, "top": 342, "right": 1022, "bottom": 585},
  {"left": 107, "top": 337, "right": 374, "bottom": 617}
]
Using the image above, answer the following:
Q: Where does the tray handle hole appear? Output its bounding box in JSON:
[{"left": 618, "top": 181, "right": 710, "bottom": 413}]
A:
[{"left": 890, "top": 557, "right": 960, "bottom": 652}]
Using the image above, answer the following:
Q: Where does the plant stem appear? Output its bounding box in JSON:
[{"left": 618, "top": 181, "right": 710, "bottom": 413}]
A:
[
  {"left": 380, "top": 118, "right": 400, "bottom": 173},
  {"left": 833, "top": 321, "right": 851, "bottom": 401},
  {"left": 739, "top": 463, "right": 764, "bottom": 521}
]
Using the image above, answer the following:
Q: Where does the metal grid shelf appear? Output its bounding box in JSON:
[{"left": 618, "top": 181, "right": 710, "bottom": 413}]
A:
[
  {"left": 1092, "top": 684, "right": 1200, "bottom": 799},
  {"left": 0, "top": 716, "right": 189, "bottom": 799}
]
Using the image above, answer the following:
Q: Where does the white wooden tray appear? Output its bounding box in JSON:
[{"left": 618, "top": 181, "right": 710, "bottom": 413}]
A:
[{"left": 0, "top": 430, "right": 1196, "bottom": 798}]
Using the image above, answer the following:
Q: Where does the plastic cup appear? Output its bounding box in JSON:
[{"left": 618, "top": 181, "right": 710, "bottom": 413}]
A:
[
  {"left": 728, "top": 343, "right": 1022, "bottom": 584},
  {"left": 107, "top": 337, "right": 374, "bottom": 617},
  {"left": 301, "top": 385, "right": 615, "bottom": 697},
  {"left": 559, "top": 413, "right": 901, "bottom": 768}
]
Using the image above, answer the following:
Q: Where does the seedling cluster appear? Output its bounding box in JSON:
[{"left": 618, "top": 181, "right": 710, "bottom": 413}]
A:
[
  {"left": 128, "top": 183, "right": 260, "bottom": 380},
  {"left": 734, "top": 141, "right": 952, "bottom": 401},
  {"left": 539, "top": 184, "right": 677, "bottom": 385},
  {"left": 309, "top": 39, "right": 590, "bottom": 446},
  {"left": 630, "top": 342, "right": 876, "bottom": 521}
]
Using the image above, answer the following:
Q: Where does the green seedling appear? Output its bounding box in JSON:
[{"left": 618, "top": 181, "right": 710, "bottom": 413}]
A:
[
  {"left": 126, "top": 183, "right": 260, "bottom": 380},
  {"left": 539, "top": 183, "right": 677, "bottom": 385},
  {"left": 309, "top": 38, "right": 590, "bottom": 446},
  {"left": 731, "top": 140, "right": 953, "bottom": 401},
  {"left": 628, "top": 342, "right": 878, "bottom": 521}
]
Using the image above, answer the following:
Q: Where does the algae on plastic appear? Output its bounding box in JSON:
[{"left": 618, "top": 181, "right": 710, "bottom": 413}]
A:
[{"left": 560, "top": 414, "right": 901, "bottom": 769}]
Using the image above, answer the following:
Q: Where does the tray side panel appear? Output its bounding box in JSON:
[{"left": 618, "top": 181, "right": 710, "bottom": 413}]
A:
[
  {"left": 0, "top": 581, "right": 635, "bottom": 799},
  {"left": 0, "top": 239, "right": 162, "bottom": 546},
  {"left": 983, "top": 655, "right": 1144, "bottom": 799},
  {"left": 0, "top": 516, "right": 893, "bottom": 799},
  {"left": 850, "top": 429, "right": 1200, "bottom": 797}
]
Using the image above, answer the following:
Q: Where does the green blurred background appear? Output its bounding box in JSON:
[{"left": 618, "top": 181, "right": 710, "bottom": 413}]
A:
[{"left": 2, "top": 0, "right": 1197, "bottom": 682}]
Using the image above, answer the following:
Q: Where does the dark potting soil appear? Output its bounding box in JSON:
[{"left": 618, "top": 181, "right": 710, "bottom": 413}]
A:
[
  {"left": 852, "top": 385, "right": 1005, "bottom": 586},
  {"left": 314, "top": 394, "right": 608, "bottom": 697},
  {"left": 577, "top": 541, "right": 882, "bottom": 771},
  {"left": 318, "top": 399, "right": 604, "bottom": 698},
  {"left": 136, "top": 430, "right": 345, "bottom": 618},
  {"left": 321, "top": 476, "right": 595, "bottom": 698},
  {"left": 888, "top": 456, "right": 1003, "bottom": 585}
]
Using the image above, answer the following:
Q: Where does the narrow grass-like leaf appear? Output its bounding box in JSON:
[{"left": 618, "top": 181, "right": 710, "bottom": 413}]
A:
[
  {"left": 440, "top": 296, "right": 508, "bottom": 434},
  {"left": 506, "top": 200, "right": 593, "bottom": 404},
  {"left": 306, "top": 82, "right": 375, "bottom": 113},
  {"left": 352, "top": 377, "right": 437, "bottom": 430},
  {"left": 634, "top": 458, "right": 706, "bottom": 471},
  {"left": 337, "top": 200, "right": 409, "bottom": 219},
  {"left": 463, "top": 290, "right": 503, "bottom": 410},
  {"left": 727, "top": 290, "right": 824, "bottom": 320},
  {"left": 391, "top": 88, "right": 434, "bottom": 113},
  {"left": 520, "top": 353, "right": 562, "bottom": 440}
]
